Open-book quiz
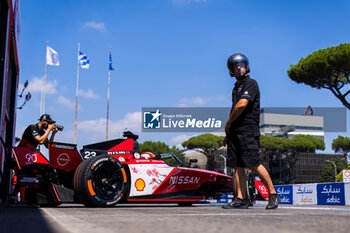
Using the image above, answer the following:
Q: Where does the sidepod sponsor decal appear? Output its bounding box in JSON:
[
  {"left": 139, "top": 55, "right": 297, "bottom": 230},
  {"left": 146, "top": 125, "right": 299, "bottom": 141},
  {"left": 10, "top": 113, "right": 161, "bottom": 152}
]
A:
[{"left": 135, "top": 178, "right": 146, "bottom": 191}]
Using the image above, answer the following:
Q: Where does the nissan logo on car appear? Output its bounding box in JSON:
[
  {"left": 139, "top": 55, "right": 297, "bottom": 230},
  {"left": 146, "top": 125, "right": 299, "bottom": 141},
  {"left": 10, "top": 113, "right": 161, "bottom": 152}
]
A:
[{"left": 57, "top": 153, "right": 70, "bottom": 166}]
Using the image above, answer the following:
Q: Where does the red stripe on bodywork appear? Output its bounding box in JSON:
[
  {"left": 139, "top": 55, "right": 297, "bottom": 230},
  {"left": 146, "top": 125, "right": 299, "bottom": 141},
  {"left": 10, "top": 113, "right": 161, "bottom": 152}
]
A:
[
  {"left": 12, "top": 148, "right": 21, "bottom": 170},
  {"left": 52, "top": 185, "right": 60, "bottom": 202}
]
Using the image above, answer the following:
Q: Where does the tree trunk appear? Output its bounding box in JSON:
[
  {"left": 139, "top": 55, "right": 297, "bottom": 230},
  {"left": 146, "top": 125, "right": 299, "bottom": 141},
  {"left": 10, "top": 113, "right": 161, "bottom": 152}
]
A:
[{"left": 328, "top": 84, "right": 350, "bottom": 110}]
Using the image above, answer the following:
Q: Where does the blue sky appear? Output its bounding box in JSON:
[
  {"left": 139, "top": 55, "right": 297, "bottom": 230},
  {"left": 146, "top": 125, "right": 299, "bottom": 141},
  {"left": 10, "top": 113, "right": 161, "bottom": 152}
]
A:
[{"left": 17, "top": 0, "right": 350, "bottom": 153}]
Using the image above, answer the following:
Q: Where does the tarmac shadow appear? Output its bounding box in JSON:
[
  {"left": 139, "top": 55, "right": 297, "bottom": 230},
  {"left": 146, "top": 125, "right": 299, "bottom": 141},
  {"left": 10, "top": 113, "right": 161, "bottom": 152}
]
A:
[{"left": 0, "top": 205, "right": 62, "bottom": 233}]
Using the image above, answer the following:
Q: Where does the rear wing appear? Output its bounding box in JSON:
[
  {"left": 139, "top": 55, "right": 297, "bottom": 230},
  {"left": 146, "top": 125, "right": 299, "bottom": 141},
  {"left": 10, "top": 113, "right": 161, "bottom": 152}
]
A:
[{"left": 81, "top": 132, "right": 140, "bottom": 161}]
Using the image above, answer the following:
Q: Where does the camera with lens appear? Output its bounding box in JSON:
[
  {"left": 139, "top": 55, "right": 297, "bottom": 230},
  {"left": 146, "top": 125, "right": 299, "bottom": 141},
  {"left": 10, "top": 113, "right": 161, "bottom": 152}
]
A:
[{"left": 56, "top": 124, "right": 64, "bottom": 131}]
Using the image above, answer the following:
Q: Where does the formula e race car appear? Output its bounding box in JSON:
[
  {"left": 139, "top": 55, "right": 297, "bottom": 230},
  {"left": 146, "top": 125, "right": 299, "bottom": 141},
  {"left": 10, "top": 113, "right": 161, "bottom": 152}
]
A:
[{"left": 11, "top": 132, "right": 233, "bottom": 207}]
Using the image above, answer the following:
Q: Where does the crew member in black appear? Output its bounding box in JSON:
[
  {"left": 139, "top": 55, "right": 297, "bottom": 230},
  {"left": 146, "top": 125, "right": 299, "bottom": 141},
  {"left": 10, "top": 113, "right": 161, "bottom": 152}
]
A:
[
  {"left": 18, "top": 114, "right": 58, "bottom": 149},
  {"left": 222, "top": 53, "right": 280, "bottom": 209}
]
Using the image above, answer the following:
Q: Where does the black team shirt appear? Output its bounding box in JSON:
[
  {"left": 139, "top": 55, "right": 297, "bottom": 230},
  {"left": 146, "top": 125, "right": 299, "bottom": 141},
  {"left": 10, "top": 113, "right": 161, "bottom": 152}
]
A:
[
  {"left": 19, "top": 124, "right": 45, "bottom": 148},
  {"left": 230, "top": 75, "right": 260, "bottom": 136}
]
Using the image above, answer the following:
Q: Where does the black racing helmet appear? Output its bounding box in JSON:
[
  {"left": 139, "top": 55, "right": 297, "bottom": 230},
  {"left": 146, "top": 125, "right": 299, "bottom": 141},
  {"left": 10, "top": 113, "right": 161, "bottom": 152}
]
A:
[{"left": 227, "top": 53, "right": 250, "bottom": 75}]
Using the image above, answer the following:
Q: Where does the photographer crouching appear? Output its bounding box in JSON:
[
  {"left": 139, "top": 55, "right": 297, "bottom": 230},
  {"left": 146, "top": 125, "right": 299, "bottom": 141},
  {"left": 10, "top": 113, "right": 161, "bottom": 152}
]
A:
[{"left": 18, "top": 114, "right": 63, "bottom": 149}]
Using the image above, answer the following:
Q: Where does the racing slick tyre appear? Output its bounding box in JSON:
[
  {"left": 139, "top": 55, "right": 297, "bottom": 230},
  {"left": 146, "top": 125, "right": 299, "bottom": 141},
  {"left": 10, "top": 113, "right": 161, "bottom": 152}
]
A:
[{"left": 73, "top": 155, "right": 128, "bottom": 207}]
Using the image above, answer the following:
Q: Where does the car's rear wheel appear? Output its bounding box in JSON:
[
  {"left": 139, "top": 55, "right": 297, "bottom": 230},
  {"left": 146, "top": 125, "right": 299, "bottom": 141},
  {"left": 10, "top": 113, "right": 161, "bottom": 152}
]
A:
[{"left": 74, "top": 155, "right": 128, "bottom": 207}]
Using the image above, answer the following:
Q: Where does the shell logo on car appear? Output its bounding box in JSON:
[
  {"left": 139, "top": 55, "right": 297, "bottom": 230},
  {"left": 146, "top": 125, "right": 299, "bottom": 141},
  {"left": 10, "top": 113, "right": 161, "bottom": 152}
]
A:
[{"left": 135, "top": 178, "right": 146, "bottom": 191}]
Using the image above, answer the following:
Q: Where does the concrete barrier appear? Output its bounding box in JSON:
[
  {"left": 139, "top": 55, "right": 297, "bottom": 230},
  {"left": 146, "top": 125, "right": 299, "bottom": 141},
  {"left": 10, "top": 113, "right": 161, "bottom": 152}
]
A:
[
  {"left": 211, "top": 182, "right": 350, "bottom": 206},
  {"left": 346, "top": 183, "right": 350, "bottom": 206},
  {"left": 276, "top": 182, "right": 350, "bottom": 206}
]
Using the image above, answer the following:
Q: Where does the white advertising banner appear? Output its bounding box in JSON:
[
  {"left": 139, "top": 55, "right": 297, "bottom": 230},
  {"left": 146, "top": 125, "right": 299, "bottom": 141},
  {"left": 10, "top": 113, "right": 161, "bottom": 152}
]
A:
[
  {"left": 293, "top": 183, "right": 317, "bottom": 205},
  {"left": 343, "top": 170, "right": 350, "bottom": 183},
  {"left": 345, "top": 183, "right": 350, "bottom": 206}
]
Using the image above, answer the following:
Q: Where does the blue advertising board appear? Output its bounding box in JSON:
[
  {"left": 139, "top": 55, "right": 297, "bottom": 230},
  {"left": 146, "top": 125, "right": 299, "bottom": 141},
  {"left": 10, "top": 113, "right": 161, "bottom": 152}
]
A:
[
  {"left": 317, "top": 183, "right": 345, "bottom": 205},
  {"left": 276, "top": 185, "right": 293, "bottom": 204},
  {"left": 216, "top": 194, "right": 229, "bottom": 203}
]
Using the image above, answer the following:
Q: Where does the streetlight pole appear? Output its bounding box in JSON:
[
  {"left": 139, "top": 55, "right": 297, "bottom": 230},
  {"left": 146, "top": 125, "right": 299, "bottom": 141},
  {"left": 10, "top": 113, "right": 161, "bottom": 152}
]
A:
[
  {"left": 219, "top": 155, "right": 227, "bottom": 175},
  {"left": 326, "top": 160, "right": 337, "bottom": 182}
]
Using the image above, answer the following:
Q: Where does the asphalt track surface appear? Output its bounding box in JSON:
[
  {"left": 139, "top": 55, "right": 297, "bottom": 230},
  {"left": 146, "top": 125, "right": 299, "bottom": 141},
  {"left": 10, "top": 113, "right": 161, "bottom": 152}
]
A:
[{"left": 1, "top": 203, "right": 350, "bottom": 233}]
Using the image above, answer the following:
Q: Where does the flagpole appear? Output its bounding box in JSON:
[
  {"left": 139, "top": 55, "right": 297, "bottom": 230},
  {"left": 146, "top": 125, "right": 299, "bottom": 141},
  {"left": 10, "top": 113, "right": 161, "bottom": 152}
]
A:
[
  {"left": 74, "top": 43, "right": 80, "bottom": 144},
  {"left": 106, "top": 48, "right": 112, "bottom": 141},
  {"left": 106, "top": 70, "right": 110, "bottom": 140},
  {"left": 40, "top": 79, "right": 43, "bottom": 116},
  {"left": 42, "top": 40, "right": 48, "bottom": 114}
]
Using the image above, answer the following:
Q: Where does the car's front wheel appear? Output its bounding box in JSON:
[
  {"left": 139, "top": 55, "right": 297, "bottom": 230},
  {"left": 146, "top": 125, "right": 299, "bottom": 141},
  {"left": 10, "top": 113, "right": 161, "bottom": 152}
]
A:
[{"left": 73, "top": 155, "right": 128, "bottom": 207}]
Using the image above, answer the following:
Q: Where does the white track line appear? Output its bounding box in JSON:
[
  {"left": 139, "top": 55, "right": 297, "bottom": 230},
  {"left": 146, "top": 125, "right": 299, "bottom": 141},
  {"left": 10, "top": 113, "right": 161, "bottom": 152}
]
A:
[
  {"left": 278, "top": 206, "right": 350, "bottom": 211},
  {"left": 196, "top": 203, "right": 350, "bottom": 211}
]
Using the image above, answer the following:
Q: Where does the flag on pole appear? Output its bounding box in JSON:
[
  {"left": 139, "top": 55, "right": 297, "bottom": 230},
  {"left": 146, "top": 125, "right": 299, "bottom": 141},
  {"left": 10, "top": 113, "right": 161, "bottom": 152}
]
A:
[
  {"left": 79, "top": 51, "right": 90, "bottom": 69},
  {"left": 109, "top": 52, "right": 115, "bottom": 71},
  {"left": 46, "top": 46, "right": 60, "bottom": 66}
]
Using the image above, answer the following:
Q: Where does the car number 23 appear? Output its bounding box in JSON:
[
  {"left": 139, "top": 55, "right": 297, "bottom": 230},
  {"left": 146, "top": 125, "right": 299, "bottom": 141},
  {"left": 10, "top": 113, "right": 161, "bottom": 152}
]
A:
[{"left": 83, "top": 151, "right": 97, "bottom": 159}]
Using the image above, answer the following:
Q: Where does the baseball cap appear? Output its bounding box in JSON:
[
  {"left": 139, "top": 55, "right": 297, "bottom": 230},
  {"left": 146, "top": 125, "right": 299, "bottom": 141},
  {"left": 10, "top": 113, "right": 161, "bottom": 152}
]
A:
[{"left": 39, "top": 114, "right": 56, "bottom": 124}]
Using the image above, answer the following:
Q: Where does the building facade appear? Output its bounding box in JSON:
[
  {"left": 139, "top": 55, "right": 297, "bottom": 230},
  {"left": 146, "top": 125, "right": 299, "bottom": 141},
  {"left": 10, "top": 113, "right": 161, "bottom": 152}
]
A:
[
  {"left": 209, "top": 150, "right": 346, "bottom": 184},
  {"left": 0, "top": 0, "right": 21, "bottom": 203},
  {"left": 260, "top": 113, "right": 324, "bottom": 140}
]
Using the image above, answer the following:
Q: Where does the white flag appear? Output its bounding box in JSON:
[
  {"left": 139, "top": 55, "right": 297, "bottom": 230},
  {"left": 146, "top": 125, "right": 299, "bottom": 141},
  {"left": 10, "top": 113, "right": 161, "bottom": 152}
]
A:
[{"left": 46, "top": 46, "right": 60, "bottom": 66}]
